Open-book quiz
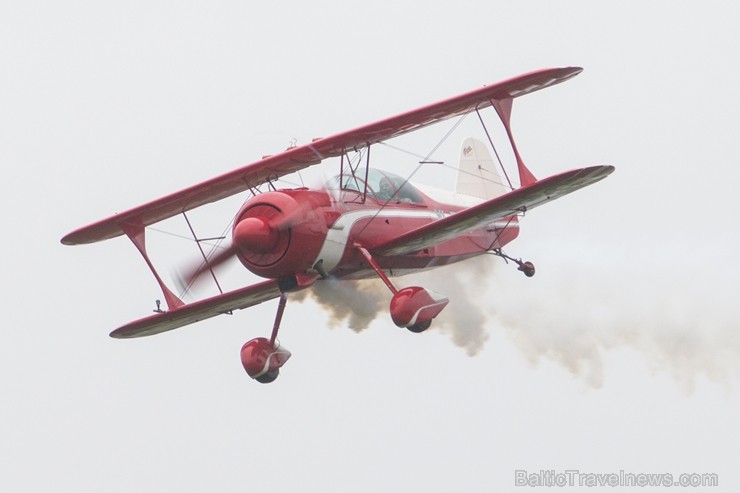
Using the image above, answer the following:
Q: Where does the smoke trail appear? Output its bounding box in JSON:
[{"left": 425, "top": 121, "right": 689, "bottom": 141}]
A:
[
  {"left": 407, "top": 249, "right": 740, "bottom": 391},
  {"left": 404, "top": 256, "right": 495, "bottom": 356},
  {"left": 292, "top": 255, "right": 497, "bottom": 354},
  {"left": 290, "top": 277, "right": 387, "bottom": 332},
  {"left": 293, "top": 249, "right": 740, "bottom": 391},
  {"left": 486, "top": 251, "right": 740, "bottom": 392}
]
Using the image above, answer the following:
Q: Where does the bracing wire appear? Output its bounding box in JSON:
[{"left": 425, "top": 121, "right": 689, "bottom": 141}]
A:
[{"left": 352, "top": 113, "right": 469, "bottom": 238}]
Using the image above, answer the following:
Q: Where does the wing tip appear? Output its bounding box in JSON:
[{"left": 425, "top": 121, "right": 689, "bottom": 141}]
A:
[
  {"left": 61, "top": 228, "right": 86, "bottom": 245},
  {"left": 109, "top": 326, "right": 145, "bottom": 339},
  {"left": 61, "top": 221, "right": 125, "bottom": 245},
  {"left": 109, "top": 332, "right": 142, "bottom": 339},
  {"left": 109, "top": 325, "right": 163, "bottom": 339},
  {"left": 590, "top": 164, "right": 616, "bottom": 179}
]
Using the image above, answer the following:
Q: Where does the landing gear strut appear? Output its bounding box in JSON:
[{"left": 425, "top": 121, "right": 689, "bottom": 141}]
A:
[
  {"left": 355, "top": 244, "right": 448, "bottom": 333},
  {"left": 240, "top": 293, "right": 292, "bottom": 383},
  {"left": 491, "top": 248, "right": 536, "bottom": 277}
]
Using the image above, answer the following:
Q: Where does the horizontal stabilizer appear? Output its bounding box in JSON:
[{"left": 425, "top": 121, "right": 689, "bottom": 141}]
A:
[
  {"left": 371, "top": 165, "right": 614, "bottom": 256},
  {"left": 110, "top": 280, "right": 281, "bottom": 338}
]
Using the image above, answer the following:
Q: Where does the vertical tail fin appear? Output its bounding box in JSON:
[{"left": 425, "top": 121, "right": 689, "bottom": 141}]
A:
[{"left": 455, "top": 137, "right": 507, "bottom": 200}]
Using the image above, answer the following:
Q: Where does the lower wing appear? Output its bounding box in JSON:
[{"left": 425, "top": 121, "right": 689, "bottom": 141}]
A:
[{"left": 110, "top": 280, "right": 281, "bottom": 338}]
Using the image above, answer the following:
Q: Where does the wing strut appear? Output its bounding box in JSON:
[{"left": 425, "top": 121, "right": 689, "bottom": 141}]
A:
[
  {"left": 476, "top": 108, "right": 514, "bottom": 189},
  {"left": 182, "top": 211, "right": 226, "bottom": 296},
  {"left": 491, "top": 97, "right": 537, "bottom": 187},
  {"left": 338, "top": 146, "right": 372, "bottom": 203},
  {"left": 121, "top": 221, "right": 185, "bottom": 311}
]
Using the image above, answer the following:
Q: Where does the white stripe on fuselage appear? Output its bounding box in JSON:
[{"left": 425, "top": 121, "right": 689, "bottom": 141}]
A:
[{"left": 312, "top": 209, "right": 439, "bottom": 274}]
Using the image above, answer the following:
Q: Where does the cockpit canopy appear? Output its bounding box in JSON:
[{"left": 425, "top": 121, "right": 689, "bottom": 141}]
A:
[{"left": 324, "top": 168, "right": 426, "bottom": 204}]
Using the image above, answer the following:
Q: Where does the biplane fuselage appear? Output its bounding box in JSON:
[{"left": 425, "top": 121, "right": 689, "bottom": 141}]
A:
[
  {"left": 232, "top": 171, "right": 518, "bottom": 283},
  {"left": 62, "top": 67, "right": 614, "bottom": 383}
]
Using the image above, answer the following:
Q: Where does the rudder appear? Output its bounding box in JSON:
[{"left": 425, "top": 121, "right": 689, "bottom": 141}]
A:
[{"left": 455, "top": 137, "right": 507, "bottom": 200}]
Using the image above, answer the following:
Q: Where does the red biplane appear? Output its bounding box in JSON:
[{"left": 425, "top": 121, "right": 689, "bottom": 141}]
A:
[{"left": 62, "top": 67, "right": 613, "bottom": 383}]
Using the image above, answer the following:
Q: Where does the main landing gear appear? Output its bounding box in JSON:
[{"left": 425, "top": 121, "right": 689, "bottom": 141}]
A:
[
  {"left": 240, "top": 293, "right": 292, "bottom": 384},
  {"left": 491, "top": 248, "right": 536, "bottom": 277},
  {"left": 240, "top": 244, "right": 451, "bottom": 384},
  {"left": 356, "top": 245, "right": 449, "bottom": 334}
]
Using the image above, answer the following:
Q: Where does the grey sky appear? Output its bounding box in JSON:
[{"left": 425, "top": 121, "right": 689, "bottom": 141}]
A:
[{"left": 2, "top": 1, "right": 739, "bottom": 492}]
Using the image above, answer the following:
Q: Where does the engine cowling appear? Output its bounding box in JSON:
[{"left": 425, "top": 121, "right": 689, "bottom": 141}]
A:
[{"left": 232, "top": 190, "right": 331, "bottom": 279}]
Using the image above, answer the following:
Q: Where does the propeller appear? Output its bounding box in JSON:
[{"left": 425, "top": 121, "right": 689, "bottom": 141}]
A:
[{"left": 174, "top": 197, "right": 313, "bottom": 290}]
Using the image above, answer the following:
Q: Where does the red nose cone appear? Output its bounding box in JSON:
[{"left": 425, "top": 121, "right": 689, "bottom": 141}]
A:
[{"left": 234, "top": 217, "right": 279, "bottom": 253}]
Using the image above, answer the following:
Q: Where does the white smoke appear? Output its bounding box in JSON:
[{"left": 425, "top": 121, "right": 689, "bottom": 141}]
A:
[
  {"left": 293, "top": 249, "right": 740, "bottom": 392},
  {"left": 486, "top": 252, "right": 740, "bottom": 392},
  {"left": 289, "top": 276, "right": 387, "bottom": 332},
  {"left": 291, "top": 256, "right": 495, "bottom": 355},
  {"left": 404, "top": 256, "right": 494, "bottom": 356}
]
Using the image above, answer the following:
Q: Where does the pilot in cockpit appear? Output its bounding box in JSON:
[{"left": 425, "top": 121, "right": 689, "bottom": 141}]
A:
[{"left": 376, "top": 177, "right": 396, "bottom": 201}]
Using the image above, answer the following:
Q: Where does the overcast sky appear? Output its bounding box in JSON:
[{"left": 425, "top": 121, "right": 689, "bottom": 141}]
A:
[{"left": 2, "top": 1, "right": 739, "bottom": 492}]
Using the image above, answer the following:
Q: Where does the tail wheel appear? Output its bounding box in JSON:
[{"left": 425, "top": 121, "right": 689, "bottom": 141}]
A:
[
  {"left": 407, "top": 320, "right": 432, "bottom": 333},
  {"left": 518, "top": 261, "right": 535, "bottom": 277}
]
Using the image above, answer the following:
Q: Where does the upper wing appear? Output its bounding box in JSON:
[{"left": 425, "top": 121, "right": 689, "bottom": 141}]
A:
[
  {"left": 370, "top": 165, "right": 614, "bottom": 256},
  {"left": 109, "top": 279, "right": 281, "bottom": 338},
  {"left": 62, "top": 67, "right": 582, "bottom": 245}
]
